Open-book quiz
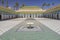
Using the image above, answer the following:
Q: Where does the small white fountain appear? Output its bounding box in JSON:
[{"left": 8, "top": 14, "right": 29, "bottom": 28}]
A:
[
  {"left": 27, "top": 22, "right": 34, "bottom": 29},
  {"left": 17, "top": 22, "right": 41, "bottom": 32}
]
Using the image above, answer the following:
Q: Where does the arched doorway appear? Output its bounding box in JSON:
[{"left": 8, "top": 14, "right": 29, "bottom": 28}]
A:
[
  {"left": 0, "top": 15, "right": 1, "bottom": 20},
  {"left": 30, "top": 14, "right": 31, "bottom": 18},
  {"left": 57, "top": 13, "right": 59, "bottom": 19}
]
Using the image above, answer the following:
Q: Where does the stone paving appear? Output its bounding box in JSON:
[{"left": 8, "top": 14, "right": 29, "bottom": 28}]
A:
[
  {"left": 0, "top": 18, "right": 60, "bottom": 40},
  {"left": 0, "top": 18, "right": 26, "bottom": 35},
  {"left": 35, "top": 18, "right": 60, "bottom": 34}
]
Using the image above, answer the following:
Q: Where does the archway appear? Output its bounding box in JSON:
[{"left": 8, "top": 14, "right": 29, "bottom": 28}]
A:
[
  {"left": 30, "top": 14, "right": 31, "bottom": 18},
  {"left": 0, "top": 15, "right": 1, "bottom": 20},
  {"left": 57, "top": 13, "right": 59, "bottom": 19}
]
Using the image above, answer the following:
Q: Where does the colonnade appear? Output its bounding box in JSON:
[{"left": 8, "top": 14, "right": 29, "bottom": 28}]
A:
[
  {"left": 43, "top": 11, "right": 60, "bottom": 19},
  {"left": 0, "top": 14, "right": 17, "bottom": 20},
  {"left": 18, "top": 13, "right": 43, "bottom": 18}
]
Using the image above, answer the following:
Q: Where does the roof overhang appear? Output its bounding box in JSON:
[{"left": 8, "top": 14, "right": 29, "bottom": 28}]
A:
[{"left": 16, "top": 10, "right": 46, "bottom": 12}]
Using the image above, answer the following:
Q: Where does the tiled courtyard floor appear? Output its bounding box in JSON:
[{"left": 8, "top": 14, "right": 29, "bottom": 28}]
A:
[
  {"left": 36, "top": 18, "right": 60, "bottom": 34},
  {"left": 0, "top": 18, "right": 60, "bottom": 40},
  {"left": 0, "top": 18, "right": 26, "bottom": 35}
]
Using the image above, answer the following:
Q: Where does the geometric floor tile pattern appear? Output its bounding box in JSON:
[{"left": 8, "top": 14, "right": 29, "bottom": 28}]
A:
[{"left": 0, "top": 18, "right": 60, "bottom": 40}]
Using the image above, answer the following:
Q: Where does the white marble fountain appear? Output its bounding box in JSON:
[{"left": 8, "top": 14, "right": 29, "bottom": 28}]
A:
[{"left": 17, "top": 22, "right": 41, "bottom": 32}]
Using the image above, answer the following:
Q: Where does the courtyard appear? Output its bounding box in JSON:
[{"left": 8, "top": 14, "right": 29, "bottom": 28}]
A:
[
  {"left": 0, "top": 0, "right": 60, "bottom": 40},
  {"left": 0, "top": 18, "right": 60, "bottom": 40}
]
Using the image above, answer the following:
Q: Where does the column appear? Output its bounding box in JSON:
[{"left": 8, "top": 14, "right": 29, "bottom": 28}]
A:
[
  {"left": 35, "top": 14, "right": 37, "bottom": 18},
  {"left": 34, "top": 13, "right": 35, "bottom": 18},
  {"left": 33, "top": 13, "right": 34, "bottom": 18},
  {"left": 23, "top": 14, "right": 24, "bottom": 18},
  {"left": 37, "top": 14, "right": 38, "bottom": 18}
]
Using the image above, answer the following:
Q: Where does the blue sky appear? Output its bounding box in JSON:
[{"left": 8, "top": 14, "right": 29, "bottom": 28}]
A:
[{"left": 0, "top": 0, "right": 60, "bottom": 9}]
